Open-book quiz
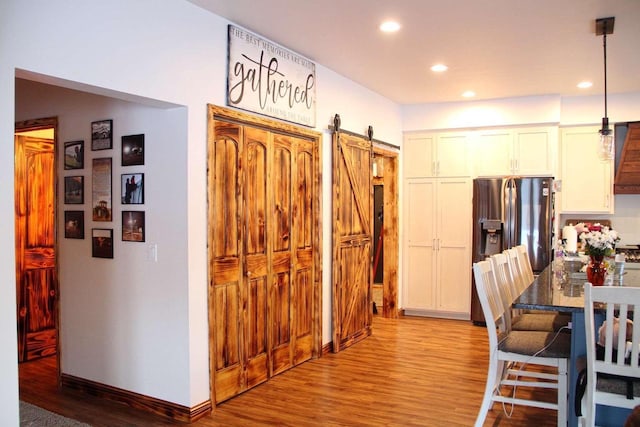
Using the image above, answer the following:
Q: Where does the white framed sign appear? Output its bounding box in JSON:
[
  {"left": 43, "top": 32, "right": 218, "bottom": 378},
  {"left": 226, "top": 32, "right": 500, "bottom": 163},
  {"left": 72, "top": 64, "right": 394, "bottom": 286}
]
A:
[{"left": 227, "top": 25, "right": 316, "bottom": 127}]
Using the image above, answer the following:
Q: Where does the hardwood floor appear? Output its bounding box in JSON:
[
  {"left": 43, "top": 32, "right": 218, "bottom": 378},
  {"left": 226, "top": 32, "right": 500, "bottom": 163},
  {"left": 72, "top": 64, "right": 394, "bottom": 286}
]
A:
[{"left": 19, "top": 315, "right": 558, "bottom": 426}]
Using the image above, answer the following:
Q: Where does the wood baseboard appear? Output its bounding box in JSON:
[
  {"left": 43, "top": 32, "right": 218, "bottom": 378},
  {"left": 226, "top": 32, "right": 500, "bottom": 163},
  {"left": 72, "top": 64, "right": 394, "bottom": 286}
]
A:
[
  {"left": 321, "top": 341, "right": 333, "bottom": 354},
  {"left": 61, "top": 373, "right": 211, "bottom": 423}
]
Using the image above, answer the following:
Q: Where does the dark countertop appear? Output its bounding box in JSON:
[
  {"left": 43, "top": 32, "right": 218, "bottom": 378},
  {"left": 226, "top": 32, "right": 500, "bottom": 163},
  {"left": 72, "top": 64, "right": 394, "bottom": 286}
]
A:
[{"left": 513, "top": 262, "right": 640, "bottom": 313}]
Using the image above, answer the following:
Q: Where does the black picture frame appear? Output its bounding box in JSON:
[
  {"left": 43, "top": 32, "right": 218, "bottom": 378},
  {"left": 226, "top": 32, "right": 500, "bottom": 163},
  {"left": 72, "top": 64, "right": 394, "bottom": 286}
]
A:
[
  {"left": 92, "top": 228, "right": 114, "bottom": 258},
  {"left": 64, "top": 176, "right": 84, "bottom": 204},
  {"left": 64, "top": 211, "right": 85, "bottom": 239},
  {"left": 64, "top": 140, "right": 84, "bottom": 170},
  {"left": 91, "top": 119, "right": 113, "bottom": 150},
  {"left": 121, "top": 134, "right": 144, "bottom": 166},
  {"left": 121, "top": 173, "right": 144, "bottom": 204},
  {"left": 122, "top": 211, "right": 145, "bottom": 242},
  {"left": 92, "top": 158, "right": 112, "bottom": 221}
]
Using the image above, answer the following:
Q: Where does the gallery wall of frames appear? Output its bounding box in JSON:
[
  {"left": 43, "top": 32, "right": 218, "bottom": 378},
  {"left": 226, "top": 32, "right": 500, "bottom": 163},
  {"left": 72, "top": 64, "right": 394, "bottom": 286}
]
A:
[{"left": 63, "top": 119, "right": 146, "bottom": 259}]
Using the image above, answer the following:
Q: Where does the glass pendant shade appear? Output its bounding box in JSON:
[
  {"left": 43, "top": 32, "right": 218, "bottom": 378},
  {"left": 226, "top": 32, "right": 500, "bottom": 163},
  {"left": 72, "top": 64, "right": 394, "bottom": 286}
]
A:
[
  {"left": 599, "top": 129, "right": 614, "bottom": 160},
  {"left": 599, "top": 116, "right": 614, "bottom": 160}
]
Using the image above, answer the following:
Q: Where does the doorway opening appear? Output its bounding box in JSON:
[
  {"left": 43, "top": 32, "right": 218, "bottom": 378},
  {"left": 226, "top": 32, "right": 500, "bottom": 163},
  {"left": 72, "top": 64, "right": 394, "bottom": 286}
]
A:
[
  {"left": 372, "top": 184, "right": 384, "bottom": 313},
  {"left": 371, "top": 149, "right": 399, "bottom": 319},
  {"left": 15, "top": 117, "right": 58, "bottom": 369}
]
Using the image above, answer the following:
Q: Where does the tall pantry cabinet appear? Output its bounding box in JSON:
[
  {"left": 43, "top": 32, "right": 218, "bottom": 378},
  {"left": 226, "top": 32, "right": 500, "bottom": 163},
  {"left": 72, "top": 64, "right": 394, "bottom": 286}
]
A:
[{"left": 403, "top": 132, "right": 472, "bottom": 319}]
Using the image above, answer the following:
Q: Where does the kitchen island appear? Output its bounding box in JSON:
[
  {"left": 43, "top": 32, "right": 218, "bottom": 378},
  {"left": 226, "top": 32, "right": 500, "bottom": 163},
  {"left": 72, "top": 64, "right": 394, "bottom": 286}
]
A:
[{"left": 513, "top": 262, "right": 640, "bottom": 426}]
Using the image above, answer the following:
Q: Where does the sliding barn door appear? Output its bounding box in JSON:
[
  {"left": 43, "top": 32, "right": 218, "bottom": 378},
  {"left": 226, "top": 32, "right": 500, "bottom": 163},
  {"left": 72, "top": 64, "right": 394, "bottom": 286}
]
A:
[
  {"left": 332, "top": 131, "right": 373, "bottom": 352},
  {"left": 15, "top": 135, "right": 57, "bottom": 362},
  {"left": 208, "top": 106, "right": 319, "bottom": 404}
]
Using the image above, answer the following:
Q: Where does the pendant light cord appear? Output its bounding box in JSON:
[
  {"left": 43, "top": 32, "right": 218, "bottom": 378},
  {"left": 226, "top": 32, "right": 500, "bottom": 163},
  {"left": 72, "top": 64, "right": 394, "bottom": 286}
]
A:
[{"left": 603, "top": 24, "right": 608, "bottom": 120}]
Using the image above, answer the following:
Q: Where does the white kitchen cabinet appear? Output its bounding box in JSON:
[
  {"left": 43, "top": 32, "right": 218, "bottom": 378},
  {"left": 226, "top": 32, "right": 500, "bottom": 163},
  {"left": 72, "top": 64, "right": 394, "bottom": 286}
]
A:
[
  {"left": 473, "top": 127, "right": 555, "bottom": 177},
  {"left": 403, "top": 177, "right": 471, "bottom": 318},
  {"left": 559, "top": 126, "right": 614, "bottom": 213},
  {"left": 403, "top": 131, "right": 470, "bottom": 178}
]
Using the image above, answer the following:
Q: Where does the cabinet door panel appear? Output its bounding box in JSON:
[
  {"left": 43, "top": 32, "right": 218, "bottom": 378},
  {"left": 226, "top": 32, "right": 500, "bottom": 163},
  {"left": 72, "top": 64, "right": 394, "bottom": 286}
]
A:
[
  {"left": 404, "top": 179, "right": 436, "bottom": 310},
  {"left": 474, "top": 131, "right": 512, "bottom": 176},
  {"left": 405, "top": 247, "right": 435, "bottom": 310},
  {"left": 437, "top": 179, "right": 471, "bottom": 314},
  {"left": 404, "top": 134, "right": 435, "bottom": 177},
  {"left": 437, "top": 178, "right": 471, "bottom": 247},
  {"left": 437, "top": 133, "right": 469, "bottom": 177},
  {"left": 561, "top": 126, "right": 613, "bottom": 213},
  {"left": 437, "top": 246, "right": 471, "bottom": 312},
  {"left": 514, "top": 128, "right": 554, "bottom": 175}
]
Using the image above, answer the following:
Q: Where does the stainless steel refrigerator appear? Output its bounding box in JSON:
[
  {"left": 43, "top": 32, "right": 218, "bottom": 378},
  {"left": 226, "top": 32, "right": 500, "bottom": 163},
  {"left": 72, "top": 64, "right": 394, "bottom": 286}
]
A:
[{"left": 470, "top": 177, "right": 554, "bottom": 324}]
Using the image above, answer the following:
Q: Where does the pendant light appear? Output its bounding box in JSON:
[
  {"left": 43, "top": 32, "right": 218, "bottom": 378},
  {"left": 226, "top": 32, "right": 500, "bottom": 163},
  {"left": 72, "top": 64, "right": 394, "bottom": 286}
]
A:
[{"left": 596, "top": 17, "right": 615, "bottom": 161}]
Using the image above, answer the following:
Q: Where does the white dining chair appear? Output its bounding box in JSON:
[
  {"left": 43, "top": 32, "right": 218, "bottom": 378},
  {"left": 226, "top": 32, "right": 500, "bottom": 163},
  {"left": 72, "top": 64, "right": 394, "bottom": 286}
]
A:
[
  {"left": 505, "top": 246, "right": 572, "bottom": 324},
  {"left": 581, "top": 283, "right": 640, "bottom": 426},
  {"left": 473, "top": 260, "right": 570, "bottom": 427},
  {"left": 516, "top": 244, "right": 535, "bottom": 285},
  {"left": 491, "top": 253, "right": 569, "bottom": 333},
  {"left": 505, "top": 247, "right": 529, "bottom": 295}
]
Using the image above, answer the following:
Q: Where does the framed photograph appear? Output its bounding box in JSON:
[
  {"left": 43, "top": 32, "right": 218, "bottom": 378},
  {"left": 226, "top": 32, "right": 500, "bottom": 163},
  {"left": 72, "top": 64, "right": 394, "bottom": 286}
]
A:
[
  {"left": 122, "top": 134, "right": 144, "bottom": 166},
  {"left": 122, "top": 211, "right": 145, "bottom": 242},
  {"left": 121, "top": 173, "right": 144, "bottom": 204},
  {"left": 64, "top": 140, "right": 84, "bottom": 170},
  {"left": 92, "top": 158, "right": 112, "bottom": 221},
  {"left": 64, "top": 176, "right": 84, "bottom": 204},
  {"left": 64, "top": 211, "right": 85, "bottom": 239},
  {"left": 92, "top": 228, "right": 114, "bottom": 258},
  {"left": 91, "top": 119, "right": 113, "bottom": 150}
]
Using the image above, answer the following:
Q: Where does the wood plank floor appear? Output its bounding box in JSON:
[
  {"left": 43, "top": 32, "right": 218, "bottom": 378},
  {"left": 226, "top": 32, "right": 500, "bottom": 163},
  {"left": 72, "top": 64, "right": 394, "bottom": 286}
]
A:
[{"left": 19, "top": 315, "right": 558, "bottom": 426}]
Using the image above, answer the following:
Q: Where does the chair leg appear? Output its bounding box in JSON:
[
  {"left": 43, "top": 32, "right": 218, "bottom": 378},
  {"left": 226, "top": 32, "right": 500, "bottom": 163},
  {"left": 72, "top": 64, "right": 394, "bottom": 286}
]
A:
[
  {"left": 475, "top": 355, "right": 500, "bottom": 427},
  {"left": 557, "top": 359, "right": 568, "bottom": 427}
]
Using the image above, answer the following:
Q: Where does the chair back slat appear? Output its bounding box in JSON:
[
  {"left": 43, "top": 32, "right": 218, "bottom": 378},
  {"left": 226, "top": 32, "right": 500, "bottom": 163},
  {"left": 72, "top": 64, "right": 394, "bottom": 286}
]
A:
[
  {"left": 491, "top": 252, "right": 518, "bottom": 304},
  {"left": 516, "top": 245, "right": 535, "bottom": 283},
  {"left": 505, "top": 248, "right": 528, "bottom": 294},
  {"left": 473, "top": 260, "right": 509, "bottom": 349},
  {"left": 585, "top": 283, "right": 640, "bottom": 380}
]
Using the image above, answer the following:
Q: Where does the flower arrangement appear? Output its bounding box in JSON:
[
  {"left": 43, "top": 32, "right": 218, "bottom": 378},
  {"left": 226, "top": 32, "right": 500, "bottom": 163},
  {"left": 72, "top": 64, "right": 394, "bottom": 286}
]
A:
[{"left": 578, "top": 223, "right": 620, "bottom": 258}]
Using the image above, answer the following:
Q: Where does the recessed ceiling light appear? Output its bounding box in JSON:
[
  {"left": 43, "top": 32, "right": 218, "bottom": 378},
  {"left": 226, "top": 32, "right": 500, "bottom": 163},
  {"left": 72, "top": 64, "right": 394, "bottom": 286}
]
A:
[
  {"left": 431, "top": 64, "right": 448, "bottom": 72},
  {"left": 380, "top": 21, "right": 401, "bottom": 33},
  {"left": 462, "top": 90, "right": 476, "bottom": 98},
  {"left": 577, "top": 81, "right": 593, "bottom": 89}
]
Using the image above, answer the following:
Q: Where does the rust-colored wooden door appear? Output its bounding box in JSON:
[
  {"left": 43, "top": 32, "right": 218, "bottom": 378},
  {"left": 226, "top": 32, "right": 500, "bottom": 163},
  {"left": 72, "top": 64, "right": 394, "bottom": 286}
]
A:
[
  {"left": 15, "top": 135, "right": 57, "bottom": 362},
  {"left": 208, "top": 110, "right": 317, "bottom": 404},
  {"left": 291, "top": 137, "right": 315, "bottom": 364},
  {"left": 208, "top": 121, "right": 269, "bottom": 403},
  {"left": 332, "top": 131, "right": 373, "bottom": 352}
]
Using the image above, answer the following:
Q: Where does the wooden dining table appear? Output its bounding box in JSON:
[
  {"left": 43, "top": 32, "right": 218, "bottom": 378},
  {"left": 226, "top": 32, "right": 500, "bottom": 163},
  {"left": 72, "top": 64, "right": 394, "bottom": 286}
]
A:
[{"left": 513, "top": 261, "right": 640, "bottom": 426}]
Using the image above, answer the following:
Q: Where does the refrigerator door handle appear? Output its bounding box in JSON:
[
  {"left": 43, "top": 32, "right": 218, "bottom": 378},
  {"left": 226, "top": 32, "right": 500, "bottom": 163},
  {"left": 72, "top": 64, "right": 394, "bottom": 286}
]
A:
[
  {"left": 511, "top": 179, "right": 518, "bottom": 249},
  {"left": 501, "top": 178, "right": 511, "bottom": 249}
]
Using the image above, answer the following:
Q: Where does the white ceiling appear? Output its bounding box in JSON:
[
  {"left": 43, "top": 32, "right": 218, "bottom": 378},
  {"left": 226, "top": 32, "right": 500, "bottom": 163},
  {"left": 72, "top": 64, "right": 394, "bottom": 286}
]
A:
[{"left": 187, "top": 0, "right": 640, "bottom": 105}]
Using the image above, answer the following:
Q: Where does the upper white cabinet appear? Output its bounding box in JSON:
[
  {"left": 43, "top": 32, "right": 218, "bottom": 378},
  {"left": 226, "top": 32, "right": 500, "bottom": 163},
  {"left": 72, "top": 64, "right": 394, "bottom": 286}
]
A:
[
  {"left": 473, "top": 126, "right": 556, "bottom": 177},
  {"left": 559, "top": 126, "right": 614, "bottom": 213},
  {"left": 404, "top": 131, "right": 470, "bottom": 178}
]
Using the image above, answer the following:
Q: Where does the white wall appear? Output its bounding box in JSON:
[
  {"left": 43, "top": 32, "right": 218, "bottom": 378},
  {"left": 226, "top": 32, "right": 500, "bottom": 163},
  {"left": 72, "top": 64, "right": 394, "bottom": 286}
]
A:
[
  {"left": 16, "top": 79, "right": 192, "bottom": 403},
  {"left": 402, "top": 94, "right": 561, "bottom": 131},
  {"left": 1, "top": 0, "right": 403, "bottom": 423}
]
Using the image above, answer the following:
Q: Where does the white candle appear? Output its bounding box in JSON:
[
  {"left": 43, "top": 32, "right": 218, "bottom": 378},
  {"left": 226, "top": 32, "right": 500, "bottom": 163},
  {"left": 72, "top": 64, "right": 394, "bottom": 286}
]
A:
[{"left": 563, "top": 225, "right": 578, "bottom": 253}]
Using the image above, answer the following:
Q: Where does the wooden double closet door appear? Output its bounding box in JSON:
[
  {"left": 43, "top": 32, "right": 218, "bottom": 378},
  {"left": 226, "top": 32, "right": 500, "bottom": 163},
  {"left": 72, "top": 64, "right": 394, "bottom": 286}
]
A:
[{"left": 207, "top": 106, "right": 321, "bottom": 404}]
